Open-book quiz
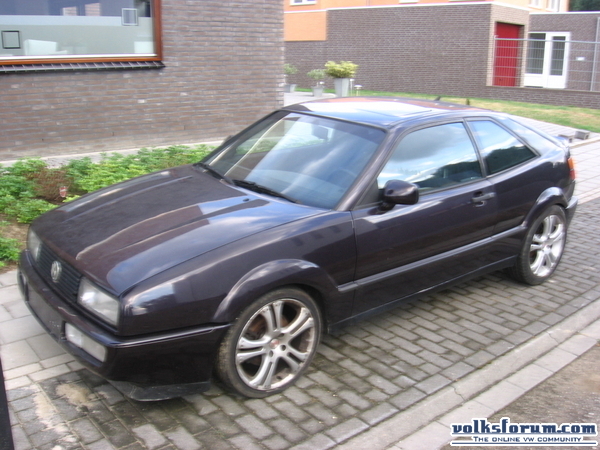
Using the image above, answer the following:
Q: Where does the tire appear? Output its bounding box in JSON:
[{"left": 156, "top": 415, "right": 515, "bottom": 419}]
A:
[
  {"left": 509, "top": 205, "right": 567, "bottom": 286},
  {"left": 215, "top": 288, "right": 322, "bottom": 398}
]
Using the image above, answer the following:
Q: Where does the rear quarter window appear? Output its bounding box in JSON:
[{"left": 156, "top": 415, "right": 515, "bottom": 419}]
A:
[
  {"left": 497, "top": 117, "right": 561, "bottom": 154},
  {"left": 468, "top": 120, "right": 536, "bottom": 175}
]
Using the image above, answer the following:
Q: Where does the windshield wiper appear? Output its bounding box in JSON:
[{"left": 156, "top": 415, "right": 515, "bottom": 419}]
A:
[
  {"left": 195, "top": 162, "right": 232, "bottom": 184},
  {"left": 233, "top": 179, "right": 299, "bottom": 204}
]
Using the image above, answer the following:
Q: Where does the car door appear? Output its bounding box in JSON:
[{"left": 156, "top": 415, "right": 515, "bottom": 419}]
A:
[{"left": 351, "top": 121, "right": 499, "bottom": 315}]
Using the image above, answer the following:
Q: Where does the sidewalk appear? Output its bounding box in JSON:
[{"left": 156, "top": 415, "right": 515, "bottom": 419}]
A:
[{"left": 1, "top": 94, "right": 600, "bottom": 450}]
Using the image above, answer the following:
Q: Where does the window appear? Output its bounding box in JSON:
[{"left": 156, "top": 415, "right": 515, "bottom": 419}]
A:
[
  {"left": 208, "top": 112, "right": 384, "bottom": 209},
  {"left": 378, "top": 123, "right": 482, "bottom": 191},
  {"left": 0, "top": 0, "right": 160, "bottom": 64},
  {"left": 524, "top": 32, "right": 570, "bottom": 89},
  {"left": 290, "top": 0, "right": 317, "bottom": 5},
  {"left": 468, "top": 121, "right": 536, "bottom": 175}
]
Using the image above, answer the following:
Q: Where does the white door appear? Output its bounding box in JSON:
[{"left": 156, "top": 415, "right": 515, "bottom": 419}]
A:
[{"left": 524, "top": 32, "right": 570, "bottom": 89}]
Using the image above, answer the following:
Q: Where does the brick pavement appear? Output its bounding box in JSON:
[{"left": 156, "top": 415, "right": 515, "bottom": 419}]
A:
[{"left": 1, "top": 105, "right": 600, "bottom": 449}]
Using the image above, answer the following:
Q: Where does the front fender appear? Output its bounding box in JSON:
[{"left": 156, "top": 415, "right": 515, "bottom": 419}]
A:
[{"left": 211, "top": 259, "right": 352, "bottom": 328}]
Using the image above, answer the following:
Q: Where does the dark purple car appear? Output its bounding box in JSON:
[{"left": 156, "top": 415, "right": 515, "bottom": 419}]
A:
[{"left": 18, "top": 98, "right": 577, "bottom": 400}]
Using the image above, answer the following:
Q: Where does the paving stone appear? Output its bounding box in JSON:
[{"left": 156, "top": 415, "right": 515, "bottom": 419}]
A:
[
  {"left": 203, "top": 410, "right": 243, "bottom": 437},
  {"left": 304, "top": 403, "right": 339, "bottom": 426},
  {"left": 228, "top": 434, "right": 264, "bottom": 450},
  {"left": 243, "top": 399, "right": 285, "bottom": 420},
  {"left": 359, "top": 402, "right": 399, "bottom": 426},
  {"left": 268, "top": 417, "right": 307, "bottom": 443},
  {"left": 71, "top": 417, "right": 104, "bottom": 445},
  {"left": 336, "top": 372, "right": 372, "bottom": 394},
  {"left": 164, "top": 426, "right": 202, "bottom": 450},
  {"left": 305, "top": 387, "right": 342, "bottom": 409},
  {"left": 0, "top": 315, "right": 44, "bottom": 344},
  {"left": 110, "top": 401, "right": 148, "bottom": 429},
  {"left": 210, "top": 395, "right": 246, "bottom": 417},
  {"left": 235, "top": 414, "right": 273, "bottom": 440},
  {"left": 334, "top": 402, "right": 359, "bottom": 418},
  {"left": 415, "top": 373, "right": 452, "bottom": 395},
  {"left": 298, "top": 417, "right": 326, "bottom": 434},
  {"left": 389, "top": 387, "right": 427, "bottom": 410},
  {"left": 98, "top": 419, "right": 138, "bottom": 448},
  {"left": 366, "top": 374, "right": 402, "bottom": 396},
  {"left": 288, "top": 433, "right": 336, "bottom": 450},
  {"left": 325, "top": 417, "right": 369, "bottom": 443},
  {"left": 262, "top": 434, "right": 292, "bottom": 450},
  {"left": 1, "top": 340, "right": 40, "bottom": 371}
]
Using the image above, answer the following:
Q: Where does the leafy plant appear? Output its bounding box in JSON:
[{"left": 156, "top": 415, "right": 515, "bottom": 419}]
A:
[
  {"left": 324, "top": 61, "right": 358, "bottom": 78},
  {"left": 4, "top": 198, "right": 57, "bottom": 223},
  {"left": 0, "top": 235, "right": 21, "bottom": 267},
  {"left": 307, "top": 69, "right": 326, "bottom": 82},
  {"left": 0, "top": 144, "right": 215, "bottom": 225},
  {"left": 284, "top": 63, "right": 298, "bottom": 75}
]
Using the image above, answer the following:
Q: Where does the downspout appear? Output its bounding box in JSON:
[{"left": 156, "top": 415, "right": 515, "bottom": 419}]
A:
[{"left": 591, "top": 17, "right": 600, "bottom": 91}]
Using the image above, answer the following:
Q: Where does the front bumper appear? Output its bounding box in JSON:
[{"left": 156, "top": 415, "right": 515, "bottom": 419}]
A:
[{"left": 18, "top": 251, "right": 229, "bottom": 400}]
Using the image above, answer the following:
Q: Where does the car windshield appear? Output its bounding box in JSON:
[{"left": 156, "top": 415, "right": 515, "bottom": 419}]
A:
[{"left": 204, "top": 112, "right": 386, "bottom": 209}]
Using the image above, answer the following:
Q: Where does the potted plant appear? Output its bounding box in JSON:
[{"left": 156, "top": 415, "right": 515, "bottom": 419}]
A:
[
  {"left": 284, "top": 63, "right": 298, "bottom": 93},
  {"left": 307, "top": 69, "right": 326, "bottom": 96},
  {"left": 324, "top": 61, "right": 358, "bottom": 97}
]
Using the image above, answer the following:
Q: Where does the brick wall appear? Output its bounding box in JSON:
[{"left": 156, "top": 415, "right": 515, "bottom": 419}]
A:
[
  {"left": 286, "top": 5, "right": 600, "bottom": 109},
  {"left": 0, "top": 0, "right": 284, "bottom": 159}
]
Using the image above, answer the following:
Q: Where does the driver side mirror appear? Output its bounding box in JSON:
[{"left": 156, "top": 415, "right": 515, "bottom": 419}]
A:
[{"left": 380, "top": 179, "right": 419, "bottom": 211}]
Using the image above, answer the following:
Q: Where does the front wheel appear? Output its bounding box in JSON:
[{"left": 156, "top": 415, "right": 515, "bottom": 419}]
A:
[
  {"left": 216, "top": 288, "right": 322, "bottom": 398},
  {"left": 509, "top": 205, "right": 567, "bottom": 285}
]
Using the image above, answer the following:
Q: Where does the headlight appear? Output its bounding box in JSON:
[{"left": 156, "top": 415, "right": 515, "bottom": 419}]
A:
[
  {"left": 78, "top": 278, "right": 120, "bottom": 326},
  {"left": 27, "top": 229, "right": 42, "bottom": 261}
]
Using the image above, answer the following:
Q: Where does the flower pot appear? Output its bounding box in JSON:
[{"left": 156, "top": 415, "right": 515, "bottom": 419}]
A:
[
  {"left": 312, "top": 86, "right": 325, "bottom": 97},
  {"left": 284, "top": 83, "right": 297, "bottom": 93},
  {"left": 334, "top": 78, "right": 350, "bottom": 97}
]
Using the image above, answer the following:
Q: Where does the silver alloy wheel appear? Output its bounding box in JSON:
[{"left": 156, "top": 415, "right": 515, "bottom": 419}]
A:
[
  {"left": 234, "top": 298, "right": 317, "bottom": 391},
  {"left": 528, "top": 213, "right": 566, "bottom": 278}
]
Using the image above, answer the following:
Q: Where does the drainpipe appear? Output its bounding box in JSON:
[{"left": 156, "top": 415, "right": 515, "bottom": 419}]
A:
[{"left": 591, "top": 17, "right": 600, "bottom": 91}]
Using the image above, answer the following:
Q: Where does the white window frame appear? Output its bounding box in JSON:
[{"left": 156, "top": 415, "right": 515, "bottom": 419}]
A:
[
  {"left": 290, "top": 0, "right": 317, "bottom": 5},
  {"left": 547, "top": 0, "right": 561, "bottom": 11}
]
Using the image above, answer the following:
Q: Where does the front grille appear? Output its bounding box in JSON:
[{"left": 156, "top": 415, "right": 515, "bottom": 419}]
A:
[{"left": 36, "top": 245, "right": 82, "bottom": 302}]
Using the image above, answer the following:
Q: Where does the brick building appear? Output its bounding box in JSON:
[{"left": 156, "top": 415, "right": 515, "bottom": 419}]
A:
[
  {"left": 0, "top": 0, "right": 284, "bottom": 159},
  {"left": 285, "top": 2, "right": 600, "bottom": 109}
]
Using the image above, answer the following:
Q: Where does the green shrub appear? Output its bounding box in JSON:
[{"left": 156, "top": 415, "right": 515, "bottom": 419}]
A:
[
  {"left": 4, "top": 198, "right": 57, "bottom": 223},
  {"left": 0, "top": 236, "right": 21, "bottom": 266},
  {"left": 324, "top": 61, "right": 358, "bottom": 78},
  {"left": 0, "top": 144, "right": 215, "bottom": 224}
]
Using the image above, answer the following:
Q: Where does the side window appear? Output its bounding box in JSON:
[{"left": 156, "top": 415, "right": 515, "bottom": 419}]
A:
[
  {"left": 378, "top": 123, "right": 482, "bottom": 191},
  {"left": 497, "top": 117, "right": 558, "bottom": 154},
  {"left": 468, "top": 120, "right": 536, "bottom": 175}
]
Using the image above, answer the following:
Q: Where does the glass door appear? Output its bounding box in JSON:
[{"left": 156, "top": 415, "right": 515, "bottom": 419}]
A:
[{"left": 524, "top": 32, "right": 570, "bottom": 89}]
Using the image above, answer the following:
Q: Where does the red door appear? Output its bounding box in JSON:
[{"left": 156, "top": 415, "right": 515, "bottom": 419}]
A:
[{"left": 494, "top": 23, "right": 522, "bottom": 87}]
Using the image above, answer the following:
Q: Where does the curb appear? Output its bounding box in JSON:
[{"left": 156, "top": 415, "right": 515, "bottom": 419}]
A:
[
  {"left": 337, "top": 287, "right": 600, "bottom": 450},
  {"left": 0, "top": 356, "right": 15, "bottom": 450}
]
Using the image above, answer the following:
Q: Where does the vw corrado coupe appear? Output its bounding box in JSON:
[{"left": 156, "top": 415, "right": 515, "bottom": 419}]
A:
[{"left": 18, "top": 98, "right": 577, "bottom": 400}]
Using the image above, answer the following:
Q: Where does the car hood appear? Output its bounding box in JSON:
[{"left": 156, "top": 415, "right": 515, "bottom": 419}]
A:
[{"left": 34, "top": 165, "right": 321, "bottom": 294}]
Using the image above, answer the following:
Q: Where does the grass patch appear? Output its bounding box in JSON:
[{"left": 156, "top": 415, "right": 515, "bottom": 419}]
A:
[
  {"left": 297, "top": 88, "right": 600, "bottom": 133},
  {"left": 0, "top": 144, "right": 215, "bottom": 270}
]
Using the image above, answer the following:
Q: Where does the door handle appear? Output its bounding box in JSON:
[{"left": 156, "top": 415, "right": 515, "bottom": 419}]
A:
[{"left": 471, "top": 191, "right": 495, "bottom": 206}]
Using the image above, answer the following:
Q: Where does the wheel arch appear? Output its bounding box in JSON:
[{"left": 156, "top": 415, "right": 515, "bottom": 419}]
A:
[
  {"left": 523, "top": 187, "right": 569, "bottom": 229},
  {"left": 211, "top": 259, "right": 344, "bottom": 327}
]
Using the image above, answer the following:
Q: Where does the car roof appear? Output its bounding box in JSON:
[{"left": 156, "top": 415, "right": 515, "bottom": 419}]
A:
[{"left": 283, "top": 97, "right": 488, "bottom": 129}]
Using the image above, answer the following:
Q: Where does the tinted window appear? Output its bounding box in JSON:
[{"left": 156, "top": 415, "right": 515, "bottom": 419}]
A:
[
  {"left": 378, "top": 123, "right": 482, "bottom": 191},
  {"left": 497, "top": 116, "right": 558, "bottom": 154},
  {"left": 468, "top": 120, "right": 536, "bottom": 175},
  {"left": 207, "top": 113, "right": 385, "bottom": 209}
]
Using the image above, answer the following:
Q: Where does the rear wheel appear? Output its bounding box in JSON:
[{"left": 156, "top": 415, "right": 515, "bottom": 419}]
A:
[
  {"left": 216, "top": 288, "right": 321, "bottom": 398},
  {"left": 509, "top": 205, "right": 567, "bottom": 285}
]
